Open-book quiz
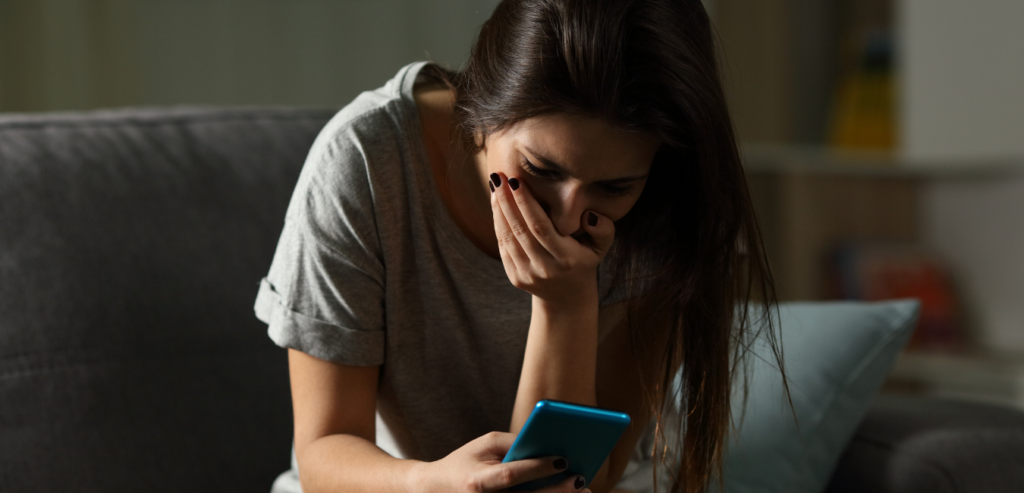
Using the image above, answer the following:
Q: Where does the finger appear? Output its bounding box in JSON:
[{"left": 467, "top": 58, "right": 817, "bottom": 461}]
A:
[
  {"left": 490, "top": 174, "right": 528, "bottom": 274},
  {"left": 507, "top": 176, "right": 568, "bottom": 259},
  {"left": 474, "top": 431, "right": 518, "bottom": 459},
  {"left": 532, "top": 473, "right": 589, "bottom": 492},
  {"left": 580, "top": 210, "right": 616, "bottom": 256},
  {"left": 477, "top": 456, "right": 570, "bottom": 491},
  {"left": 494, "top": 173, "right": 549, "bottom": 263}
]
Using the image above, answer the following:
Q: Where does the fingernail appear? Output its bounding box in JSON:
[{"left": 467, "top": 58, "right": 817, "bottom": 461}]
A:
[
  {"left": 490, "top": 173, "right": 501, "bottom": 188},
  {"left": 587, "top": 212, "right": 598, "bottom": 227},
  {"left": 508, "top": 177, "right": 520, "bottom": 191},
  {"left": 553, "top": 458, "right": 567, "bottom": 470},
  {"left": 574, "top": 476, "right": 585, "bottom": 490},
  {"left": 489, "top": 181, "right": 495, "bottom": 193}
]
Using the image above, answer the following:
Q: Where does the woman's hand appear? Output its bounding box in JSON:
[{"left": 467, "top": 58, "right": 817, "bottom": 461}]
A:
[
  {"left": 414, "top": 431, "right": 591, "bottom": 493},
  {"left": 489, "top": 172, "right": 615, "bottom": 307}
]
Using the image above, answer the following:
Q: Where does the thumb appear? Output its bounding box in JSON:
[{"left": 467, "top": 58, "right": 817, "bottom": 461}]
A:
[
  {"left": 476, "top": 431, "right": 517, "bottom": 459},
  {"left": 581, "top": 210, "right": 615, "bottom": 256}
]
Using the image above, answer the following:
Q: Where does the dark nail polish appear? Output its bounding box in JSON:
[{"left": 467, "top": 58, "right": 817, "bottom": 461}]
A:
[
  {"left": 587, "top": 212, "right": 598, "bottom": 227},
  {"left": 490, "top": 173, "right": 501, "bottom": 187},
  {"left": 508, "top": 177, "right": 520, "bottom": 191},
  {"left": 553, "top": 458, "right": 567, "bottom": 470},
  {"left": 489, "top": 181, "right": 495, "bottom": 193},
  {"left": 574, "top": 476, "right": 585, "bottom": 490}
]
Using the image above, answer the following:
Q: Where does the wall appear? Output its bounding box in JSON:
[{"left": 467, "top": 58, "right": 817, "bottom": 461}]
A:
[
  {"left": 925, "top": 176, "right": 1024, "bottom": 352},
  {"left": 899, "top": 0, "right": 1024, "bottom": 352},
  {"left": 714, "top": 0, "right": 795, "bottom": 143},
  {"left": 0, "top": 0, "right": 499, "bottom": 112},
  {"left": 900, "top": 0, "right": 1024, "bottom": 162}
]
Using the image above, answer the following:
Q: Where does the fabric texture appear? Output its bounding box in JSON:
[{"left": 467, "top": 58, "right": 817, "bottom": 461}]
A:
[
  {"left": 0, "top": 107, "right": 333, "bottom": 493},
  {"left": 825, "top": 394, "right": 1024, "bottom": 493},
  {"left": 255, "top": 62, "right": 632, "bottom": 491},
  {"left": 720, "top": 300, "right": 920, "bottom": 493}
]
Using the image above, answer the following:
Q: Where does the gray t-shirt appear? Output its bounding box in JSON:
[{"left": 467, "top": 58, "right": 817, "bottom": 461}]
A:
[{"left": 255, "top": 61, "right": 664, "bottom": 492}]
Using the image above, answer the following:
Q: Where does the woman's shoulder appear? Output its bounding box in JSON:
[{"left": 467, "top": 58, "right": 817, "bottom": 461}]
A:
[
  {"left": 293, "top": 62, "right": 440, "bottom": 202},
  {"left": 282, "top": 63, "right": 433, "bottom": 244},
  {"left": 311, "top": 61, "right": 432, "bottom": 160}
]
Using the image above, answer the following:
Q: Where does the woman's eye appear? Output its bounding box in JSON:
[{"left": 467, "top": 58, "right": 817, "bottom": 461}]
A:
[
  {"left": 521, "top": 157, "right": 634, "bottom": 197},
  {"left": 521, "top": 159, "right": 558, "bottom": 178},
  {"left": 601, "top": 184, "right": 634, "bottom": 196}
]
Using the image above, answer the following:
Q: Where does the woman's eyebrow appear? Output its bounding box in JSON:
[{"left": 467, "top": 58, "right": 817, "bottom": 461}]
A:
[{"left": 522, "top": 145, "right": 649, "bottom": 183}]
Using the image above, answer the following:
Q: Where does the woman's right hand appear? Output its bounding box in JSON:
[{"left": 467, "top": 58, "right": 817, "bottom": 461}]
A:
[{"left": 413, "top": 431, "right": 591, "bottom": 493}]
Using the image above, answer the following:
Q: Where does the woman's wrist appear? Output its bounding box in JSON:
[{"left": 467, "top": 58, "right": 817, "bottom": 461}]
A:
[
  {"left": 405, "top": 460, "right": 436, "bottom": 493},
  {"left": 528, "top": 293, "right": 598, "bottom": 336},
  {"left": 530, "top": 276, "right": 599, "bottom": 320}
]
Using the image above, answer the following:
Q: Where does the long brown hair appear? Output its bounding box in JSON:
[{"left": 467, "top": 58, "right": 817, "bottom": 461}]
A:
[{"left": 427, "top": 0, "right": 783, "bottom": 491}]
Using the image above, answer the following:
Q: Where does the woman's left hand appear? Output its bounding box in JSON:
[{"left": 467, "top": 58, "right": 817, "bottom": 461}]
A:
[{"left": 489, "top": 172, "right": 614, "bottom": 307}]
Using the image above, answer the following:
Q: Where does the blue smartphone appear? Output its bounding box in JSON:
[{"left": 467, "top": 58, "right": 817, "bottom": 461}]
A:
[{"left": 502, "top": 400, "right": 631, "bottom": 491}]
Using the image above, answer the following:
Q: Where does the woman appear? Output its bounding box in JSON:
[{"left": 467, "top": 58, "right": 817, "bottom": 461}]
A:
[{"left": 254, "top": 0, "right": 780, "bottom": 492}]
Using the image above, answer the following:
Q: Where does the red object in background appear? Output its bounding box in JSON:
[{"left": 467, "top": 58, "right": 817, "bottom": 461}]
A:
[{"left": 830, "top": 243, "right": 966, "bottom": 352}]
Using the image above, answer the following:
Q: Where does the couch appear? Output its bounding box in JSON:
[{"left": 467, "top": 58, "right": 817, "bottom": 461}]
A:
[{"left": 2, "top": 107, "right": 1022, "bottom": 493}]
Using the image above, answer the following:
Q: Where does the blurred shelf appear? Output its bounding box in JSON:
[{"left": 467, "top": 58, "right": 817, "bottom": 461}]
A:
[
  {"left": 741, "top": 143, "right": 1024, "bottom": 180},
  {"left": 885, "top": 350, "right": 1024, "bottom": 410}
]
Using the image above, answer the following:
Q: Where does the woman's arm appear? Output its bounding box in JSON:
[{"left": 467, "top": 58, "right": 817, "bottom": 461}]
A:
[
  {"left": 288, "top": 349, "right": 420, "bottom": 493},
  {"left": 512, "top": 294, "right": 601, "bottom": 428},
  {"left": 289, "top": 349, "right": 584, "bottom": 493},
  {"left": 513, "top": 305, "right": 665, "bottom": 493},
  {"left": 491, "top": 174, "right": 664, "bottom": 493},
  {"left": 489, "top": 171, "right": 610, "bottom": 429}
]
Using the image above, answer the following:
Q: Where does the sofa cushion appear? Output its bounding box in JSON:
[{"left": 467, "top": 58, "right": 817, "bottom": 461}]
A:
[
  {"left": 0, "top": 107, "right": 333, "bottom": 493},
  {"left": 825, "top": 394, "right": 1024, "bottom": 493},
  {"left": 722, "top": 300, "right": 919, "bottom": 493},
  {"left": 615, "top": 301, "right": 919, "bottom": 493}
]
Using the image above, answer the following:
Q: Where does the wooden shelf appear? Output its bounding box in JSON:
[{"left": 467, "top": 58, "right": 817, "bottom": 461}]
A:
[
  {"left": 743, "top": 150, "right": 918, "bottom": 301},
  {"left": 741, "top": 143, "right": 1024, "bottom": 302},
  {"left": 742, "top": 143, "right": 1024, "bottom": 179}
]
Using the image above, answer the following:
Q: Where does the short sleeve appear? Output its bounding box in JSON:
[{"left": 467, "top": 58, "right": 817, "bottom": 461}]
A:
[{"left": 254, "top": 120, "right": 386, "bottom": 366}]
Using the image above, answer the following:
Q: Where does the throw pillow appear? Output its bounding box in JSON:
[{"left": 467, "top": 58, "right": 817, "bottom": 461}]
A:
[{"left": 721, "top": 300, "right": 920, "bottom": 493}]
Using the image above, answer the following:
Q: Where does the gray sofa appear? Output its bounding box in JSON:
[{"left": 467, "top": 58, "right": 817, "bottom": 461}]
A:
[{"left": 1, "top": 107, "right": 1022, "bottom": 493}]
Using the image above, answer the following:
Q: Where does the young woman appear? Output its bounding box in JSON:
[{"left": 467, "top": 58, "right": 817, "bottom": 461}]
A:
[{"left": 254, "top": 1, "right": 780, "bottom": 492}]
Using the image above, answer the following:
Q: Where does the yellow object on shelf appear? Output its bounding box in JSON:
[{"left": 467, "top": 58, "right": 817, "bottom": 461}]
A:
[{"left": 829, "top": 71, "right": 896, "bottom": 150}]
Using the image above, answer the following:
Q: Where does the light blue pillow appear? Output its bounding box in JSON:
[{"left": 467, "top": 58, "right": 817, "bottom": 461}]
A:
[{"left": 722, "top": 300, "right": 919, "bottom": 493}]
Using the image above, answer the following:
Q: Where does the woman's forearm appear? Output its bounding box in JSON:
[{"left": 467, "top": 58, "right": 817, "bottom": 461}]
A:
[
  {"left": 510, "top": 284, "right": 636, "bottom": 493},
  {"left": 510, "top": 288, "right": 600, "bottom": 433},
  {"left": 511, "top": 289, "right": 623, "bottom": 492},
  {"left": 297, "top": 433, "right": 425, "bottom": 493}
]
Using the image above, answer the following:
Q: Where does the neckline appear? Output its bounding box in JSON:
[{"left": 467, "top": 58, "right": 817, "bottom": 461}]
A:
[{"left": 398, "top": 62, "right": 508, "bottom": 280}]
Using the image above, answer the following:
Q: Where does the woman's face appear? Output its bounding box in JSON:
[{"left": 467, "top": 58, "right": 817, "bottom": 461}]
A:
[{"left": 478, "top": 113, "right": 661, "bottom": 237}]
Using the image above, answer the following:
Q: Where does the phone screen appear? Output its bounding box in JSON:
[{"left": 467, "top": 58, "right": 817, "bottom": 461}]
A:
[{"left": 502, "top": 400, "right": 631, "bottom": 491}]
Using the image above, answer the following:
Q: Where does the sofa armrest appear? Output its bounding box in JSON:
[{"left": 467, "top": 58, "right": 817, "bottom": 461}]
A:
[{"left": 824, "top": 394, "right": 1024, "bottom": 493}]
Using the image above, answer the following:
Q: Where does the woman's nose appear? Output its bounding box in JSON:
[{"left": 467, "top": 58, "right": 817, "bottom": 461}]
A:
[{"left": 547, "top": 186, "right": 588, "bottom": 236}]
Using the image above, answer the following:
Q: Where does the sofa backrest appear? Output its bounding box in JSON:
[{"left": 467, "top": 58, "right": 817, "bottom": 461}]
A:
[{"left": 0, "top": 107, "right": 334, "bottom": 493}]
